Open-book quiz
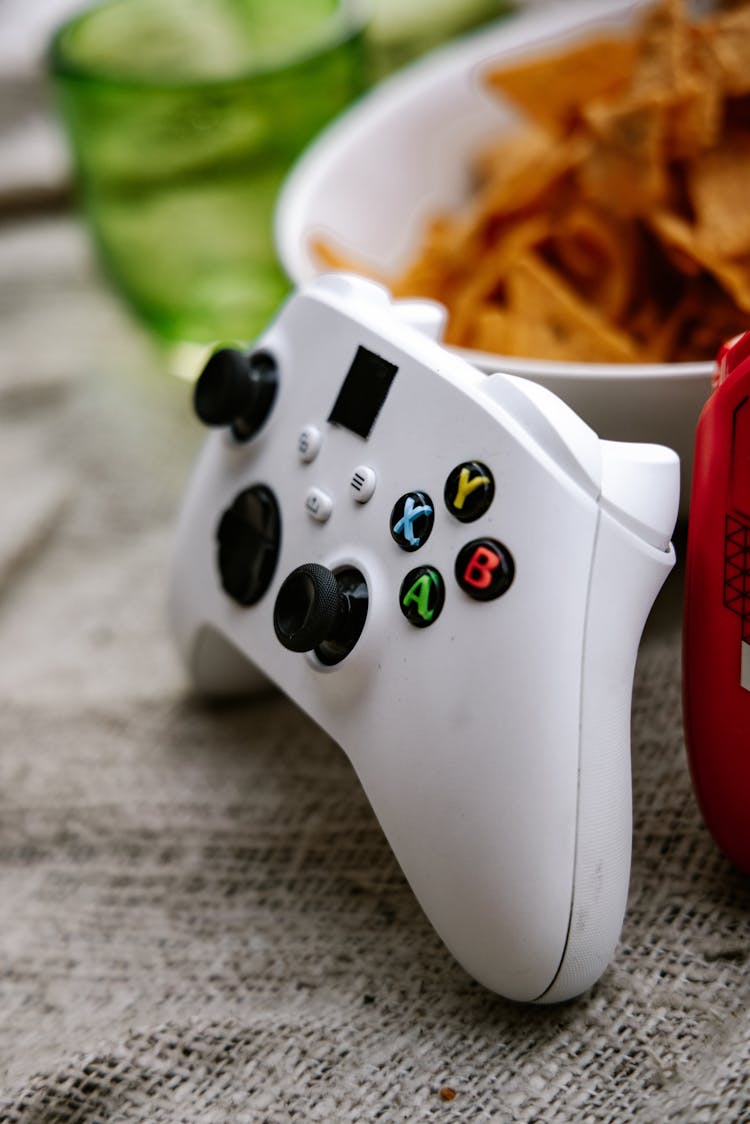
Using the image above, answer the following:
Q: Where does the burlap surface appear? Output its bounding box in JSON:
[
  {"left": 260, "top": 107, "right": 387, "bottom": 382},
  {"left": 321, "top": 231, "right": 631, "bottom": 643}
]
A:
[{"left": 1, "top": 216, "right": 749, "bottom": 1123}]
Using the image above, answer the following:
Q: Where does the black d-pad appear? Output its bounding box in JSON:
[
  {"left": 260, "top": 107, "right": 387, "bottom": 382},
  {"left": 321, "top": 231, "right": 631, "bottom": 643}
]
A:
[{"left": 216, "top": 484, "right": 281, "bottom": 606}]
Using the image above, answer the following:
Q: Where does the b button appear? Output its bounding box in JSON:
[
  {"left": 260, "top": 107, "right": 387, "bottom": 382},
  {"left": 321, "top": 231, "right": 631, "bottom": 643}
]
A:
[
  {"left": 399, "top": 566, "right": 445, "bottom": 627},
  {"left": 455, "top": 539, "right": 514, "bottom": 601},
  {"left": 445, "top": 461, "right": 494, "bottom": 522}
]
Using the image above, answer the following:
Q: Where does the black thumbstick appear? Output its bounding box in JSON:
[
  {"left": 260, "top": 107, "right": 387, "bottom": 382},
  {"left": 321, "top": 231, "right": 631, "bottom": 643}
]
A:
[
  {"left": 194, "top": 347, "right": 278, "bottom": 440},
  {"left": 274, "top": 564, "right": 368, "bottom": 665},
  {"left": 274, "top": 563, "right": 339, "bottom": 652}
]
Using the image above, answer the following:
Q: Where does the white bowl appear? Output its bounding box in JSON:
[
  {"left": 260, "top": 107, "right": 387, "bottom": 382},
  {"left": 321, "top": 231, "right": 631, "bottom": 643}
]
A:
[{"left": 275, "top": 0, "right": 714, "bottom": 513}]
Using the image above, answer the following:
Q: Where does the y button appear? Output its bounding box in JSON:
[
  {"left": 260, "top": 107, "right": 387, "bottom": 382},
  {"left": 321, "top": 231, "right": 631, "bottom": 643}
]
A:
[{"left": 445, "top": 462, "right": 495, "bottom": 523}]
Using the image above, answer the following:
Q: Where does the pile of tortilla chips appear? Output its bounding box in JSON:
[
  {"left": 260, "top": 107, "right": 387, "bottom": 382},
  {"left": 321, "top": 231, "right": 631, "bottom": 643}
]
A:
[{"left": 314, "top": 0, "right": 750, "bottom": 363}]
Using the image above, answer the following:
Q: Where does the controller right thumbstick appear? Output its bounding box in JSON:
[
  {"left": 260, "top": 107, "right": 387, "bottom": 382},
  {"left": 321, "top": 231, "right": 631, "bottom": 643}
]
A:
[
  {"left": 274, "top": 563, "right": 341, "bottom": 653},
  {"left": 274, "top": 563, "right": 368, "bottom": 665}
]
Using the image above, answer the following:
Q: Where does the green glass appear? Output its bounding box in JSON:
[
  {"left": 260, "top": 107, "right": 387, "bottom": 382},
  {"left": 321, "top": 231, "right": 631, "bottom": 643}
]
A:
[{"left": 50, "top": 0, "right": 369, "bottom": 347}]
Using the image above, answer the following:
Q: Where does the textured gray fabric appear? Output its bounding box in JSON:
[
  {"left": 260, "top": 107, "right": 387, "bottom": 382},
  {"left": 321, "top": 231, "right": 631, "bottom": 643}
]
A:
[{"left": 1, "top": 216, "right": 749, "bottom": 1123}]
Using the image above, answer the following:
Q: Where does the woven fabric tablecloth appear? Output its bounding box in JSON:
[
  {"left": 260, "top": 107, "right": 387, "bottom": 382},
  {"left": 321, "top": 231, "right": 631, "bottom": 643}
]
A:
[{"left": 1, "top": 214, "right": 749, "bottom": 1124}]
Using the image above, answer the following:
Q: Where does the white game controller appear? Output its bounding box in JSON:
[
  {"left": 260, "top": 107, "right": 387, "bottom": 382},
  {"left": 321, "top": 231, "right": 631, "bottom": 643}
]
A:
[{"left": 169, "top": 274, "right": 680, "bottom": 1003}]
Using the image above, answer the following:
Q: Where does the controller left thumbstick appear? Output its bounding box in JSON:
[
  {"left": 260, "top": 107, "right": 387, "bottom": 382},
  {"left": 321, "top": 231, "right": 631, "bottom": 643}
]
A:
[{"left": 194, "top": 347, "right": 278, "bottom": 440}]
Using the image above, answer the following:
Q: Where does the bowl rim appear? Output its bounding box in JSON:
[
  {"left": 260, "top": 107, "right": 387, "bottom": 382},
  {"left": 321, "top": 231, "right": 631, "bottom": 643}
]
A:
[{"left": 454, "top": 348, "right": 713, "bottom": 381}]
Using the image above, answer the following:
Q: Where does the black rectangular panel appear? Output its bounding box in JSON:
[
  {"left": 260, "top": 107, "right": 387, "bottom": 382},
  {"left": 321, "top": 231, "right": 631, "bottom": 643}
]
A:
[{"left": 327, "top": 345, "right": 398, "bottom": 439}]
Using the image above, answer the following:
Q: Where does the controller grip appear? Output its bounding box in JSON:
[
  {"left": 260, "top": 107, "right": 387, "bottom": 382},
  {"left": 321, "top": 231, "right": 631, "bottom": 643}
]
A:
[
  {"left": 541, "top": 509, "right": 675, "bottom": 1002},
  {"left": 168, "top": 569, "right": 270, "bottom": 697},
  {"left": 185, "top": 624, "right": 271, "bottom": 697},
  {"left": 168, "top": 474, "right": 273, "bottom": 698}
]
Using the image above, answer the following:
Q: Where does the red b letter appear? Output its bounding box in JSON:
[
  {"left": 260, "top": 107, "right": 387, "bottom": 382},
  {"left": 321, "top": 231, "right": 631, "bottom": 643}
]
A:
[{"left": 463, "top": 546, "right": 500, "bottom": 590}]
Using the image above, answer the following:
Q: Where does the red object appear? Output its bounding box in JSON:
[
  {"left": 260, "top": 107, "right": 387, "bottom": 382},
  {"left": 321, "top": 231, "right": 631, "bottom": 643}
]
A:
[
  {"left": 462, "top": 545, "right": 500, "bottom": 589},
  {"left": 684, "top": 330, "right": 750, "bottom": 873}
]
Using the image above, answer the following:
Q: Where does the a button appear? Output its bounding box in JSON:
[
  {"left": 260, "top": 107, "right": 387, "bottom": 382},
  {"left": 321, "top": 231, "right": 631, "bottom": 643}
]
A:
[
  {"left": 445, "top": 462, "right": 495, "bottom": 522},
  {"left": 390, "top": 491, "right": 434, "bottom": 551},
  {"left": 350, "top": 465, "right": 377, "bottom": 503},
  {"left": 305, "top": 487, "right": 333, "bottom": 522},
  {"left": 399, "top": 566, "right": 445, "bottom": 627},
  {"left": 455, "top": 539, "right": 514, "bottom": 601},
  {"left": 216, "top": 484, "right": 281, "bottom": 606},
  {"left": 298, "top": 425, "right": 322, "bottom": 463}
]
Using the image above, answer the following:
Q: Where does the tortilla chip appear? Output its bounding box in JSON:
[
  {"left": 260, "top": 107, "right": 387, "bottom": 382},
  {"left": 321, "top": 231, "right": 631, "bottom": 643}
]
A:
[
  {"left": 702, "top": 5, "right": 750, "bottom": 97},
  {"left": 466, "top": 127, "right": 584, "bottom": 225},
  {"left": 311, "top": 0, "right": 750, "bottom": 364},
  {"left": 578, "top": 97, "right": 669, "bottom": 217},
  {"left": 629, "top": 0, "right": 691, "bottom": 100},
  {"left": 471, "top": 305, "right": 514, "bottom": 354},
  {"left": 649, "top": 209, "right": 750, "bottom": 315},
  {"left": 544, "top": 203, "right": 638, "bottom": 321},
  {"left": 663, "top": 27, "right": 723, "bottom": 159},
  {"left": 504, "top": 253, "right": 641, "bottom": 362},
  {"left": 670, "top": 282, "right": 748, "bottom": 360},
  {"left": 443, "top": 214, "right": 551, "bottom": 345},
  {"left": 705, "top": 255, "right": 750, "bottom": 316},
  {"left": 687, "top": 133, "right": 750, "bottom": 259},
  {"left": 483, "top": 35, "right": 637, "bottom": 135}
]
